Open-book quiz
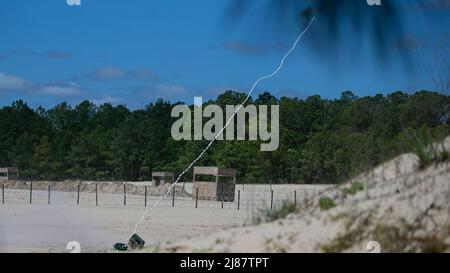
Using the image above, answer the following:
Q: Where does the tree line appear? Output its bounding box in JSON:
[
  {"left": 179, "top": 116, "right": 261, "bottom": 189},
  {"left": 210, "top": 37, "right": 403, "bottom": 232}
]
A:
[{"left": 0, "top": 90, "right": 448, "bottom": 184}]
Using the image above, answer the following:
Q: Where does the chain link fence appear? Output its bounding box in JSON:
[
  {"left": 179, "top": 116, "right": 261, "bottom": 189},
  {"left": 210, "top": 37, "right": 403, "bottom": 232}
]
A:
[{"left": 0, "top": 182, "right": 331, "bottom": 213}]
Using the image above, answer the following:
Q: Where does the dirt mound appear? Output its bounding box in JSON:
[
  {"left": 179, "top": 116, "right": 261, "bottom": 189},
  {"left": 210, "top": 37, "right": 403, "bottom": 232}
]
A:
[
  {"left": 153, "top": 137, "right": 450, "bottom": 253},
  {"left": 0, "top": 180, "right": 191, "bottom": 197}
]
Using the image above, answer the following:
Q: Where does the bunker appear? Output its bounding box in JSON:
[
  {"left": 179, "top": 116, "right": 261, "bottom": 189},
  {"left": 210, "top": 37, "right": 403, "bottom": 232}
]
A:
[
  {"left": 0, "top": 167, "right": 19, "bottom": 182},
  {"left": 152, "top": 172, "right": 174, "bottom": 186},
  {"left": 192, "top": 167, "right": 236, "bottom": 202}
]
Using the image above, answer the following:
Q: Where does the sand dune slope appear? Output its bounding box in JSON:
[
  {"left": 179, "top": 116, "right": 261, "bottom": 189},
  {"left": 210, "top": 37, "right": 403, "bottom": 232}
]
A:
[{"left": 154, "top": 137, "right": 450, "bottom": 253}]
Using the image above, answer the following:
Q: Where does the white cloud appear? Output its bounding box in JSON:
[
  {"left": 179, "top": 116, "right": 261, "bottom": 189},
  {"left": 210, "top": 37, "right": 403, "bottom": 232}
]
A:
[
  {"left": 88, "top": 66, "right": 125, "bottom": 81},
  {"left": 44, "top": 50, "right": 72, "bottom": 60},
  {"left": 39, "top": 82, "right": 84, "bottom": 97},
  {"left": 0, "top": 72, "right": 86, "bottom": 98},
  {"left": 129, "top": 67, "right": 161, "bottom": 81},
  {"left": 0, "top": 72, "right": 33, "bottom": 91},
  {"left": 153, "top": 84, "right": 187, "bottom": 95},
  {"left": 138, "top": 83, "right": 188, "bottom": 100},
  {"left": 90, "top": 95, "right": 125, "bottom": 105},
  {"left": 0, "top": 71, "right": 190, "bottom": 106},
  {"left": 86, "top": 66, "right": 161, "bottom": 82}
]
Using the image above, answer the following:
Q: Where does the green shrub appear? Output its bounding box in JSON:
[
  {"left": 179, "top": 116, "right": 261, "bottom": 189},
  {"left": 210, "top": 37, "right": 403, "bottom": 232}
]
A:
[
  {"left": 252, "top": 201, "right": 297, "bottom": 225},
  {"left": 402, "top": 127, "right": 448, "bottom": 169},
  {"left": 343, "top": 181, "right": 364, "bottom": 196},
  {"left": 319, "top": 196, "right": 336, "bottom": 211},
  {"left": 440, "top": 150, "right": 449, "bottom": 162}
]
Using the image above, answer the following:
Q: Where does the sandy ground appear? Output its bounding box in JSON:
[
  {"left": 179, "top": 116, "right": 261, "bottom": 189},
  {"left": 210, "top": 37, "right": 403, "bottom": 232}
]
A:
[
  {"left": 5, "top": 143, "right": 449, "bottom": 254},
  {"left": 0, "top": 201, "right": 246, "bottom": 252},
  {"left": 0, "top": 183, "right": 330, "bottom": 253}
]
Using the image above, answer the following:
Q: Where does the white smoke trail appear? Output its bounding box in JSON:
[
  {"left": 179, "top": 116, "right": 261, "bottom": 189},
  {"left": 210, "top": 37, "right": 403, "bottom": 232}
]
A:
[{"left": 129, "top": 16, "right": 316, "bottom": 238}]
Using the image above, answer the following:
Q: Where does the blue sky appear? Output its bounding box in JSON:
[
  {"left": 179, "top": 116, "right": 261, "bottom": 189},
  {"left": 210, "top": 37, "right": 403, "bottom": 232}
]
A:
[{"left": 0, "top": 0, "right": 448, "bottom": 109}]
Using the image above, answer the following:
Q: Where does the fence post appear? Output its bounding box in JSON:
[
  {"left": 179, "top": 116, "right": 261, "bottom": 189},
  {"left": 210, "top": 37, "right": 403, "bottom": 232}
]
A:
[
  {"left": 303, "top": 190, "right": 308, "bottom": 207},
  {"left": 294, "top": 190, "right": 297, "bottom": 207},
  {"left": 29, "top": 182, "right": 32, "bottom": 204},
  {"left": 95, "top": 183, "right": 98, "bottom": 206},
  {"left": 144, "top": 186, "right": 147, "bottom": 207},
  {"left": 77, "top": 184, "right": 80, "bottom": 205},
  {"left": 195, "top": 188, "right": 199, "bottom": 208},
  {"left": 48, "top": 185, "right": 51, "bottom": 205},
  {"left": 270, "top": 190, "right": 274, "bottom": 210},
  {"left": 221, "top": 189, "right": 224, "bottom": 209},
  {"left": 2, "top": 184, "right": 4, "bottom": 204},
  {"left": 123, "top": 184, "right": 126, "bottom": 206},
  {"left": 172, "top": 187, "right": 175, "bottom": 207},
  {"left": 237, "top": 190, "right": 240, "bottom": 211}
]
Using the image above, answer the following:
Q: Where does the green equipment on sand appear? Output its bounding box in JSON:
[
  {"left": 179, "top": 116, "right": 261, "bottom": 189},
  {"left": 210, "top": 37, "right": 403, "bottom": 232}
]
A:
[
  {"left": 113, "top": 243, "right": 128, "bottom": 251},
  {"left": 128, "top": 233, "right": 145, "bottom": 249}
]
